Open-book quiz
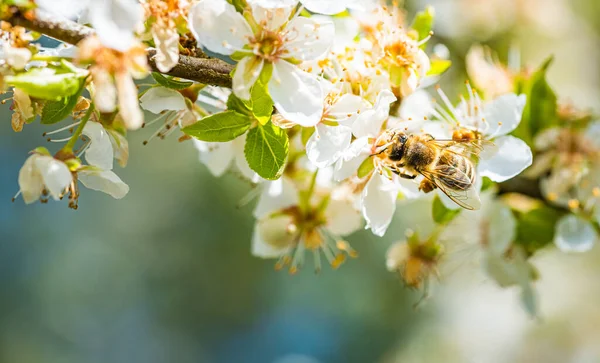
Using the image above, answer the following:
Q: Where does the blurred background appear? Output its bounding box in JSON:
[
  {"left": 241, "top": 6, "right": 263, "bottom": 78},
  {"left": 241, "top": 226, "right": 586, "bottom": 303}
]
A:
[{"left": 2, "top": 0, "right": 600, "bottom": 362}]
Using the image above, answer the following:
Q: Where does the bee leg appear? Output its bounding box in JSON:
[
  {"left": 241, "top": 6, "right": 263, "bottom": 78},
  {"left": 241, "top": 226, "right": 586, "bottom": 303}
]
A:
[
  {"left": 418, "top": 179, "right": 436, "bottom": 193},
  {"left": 398, "top": 173, "right": 417, "bottom": 180}
]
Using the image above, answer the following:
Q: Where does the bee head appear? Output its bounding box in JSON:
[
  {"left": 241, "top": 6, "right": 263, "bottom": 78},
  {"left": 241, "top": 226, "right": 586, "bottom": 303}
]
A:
[{"left": 388, "top": 132, "right": 408, "bottom": 161}]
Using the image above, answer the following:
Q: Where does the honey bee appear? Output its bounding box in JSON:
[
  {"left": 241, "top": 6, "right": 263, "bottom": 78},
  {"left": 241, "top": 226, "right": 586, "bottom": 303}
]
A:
[{"left": 374, "top": 130, "right": 485, "bottom": 210}]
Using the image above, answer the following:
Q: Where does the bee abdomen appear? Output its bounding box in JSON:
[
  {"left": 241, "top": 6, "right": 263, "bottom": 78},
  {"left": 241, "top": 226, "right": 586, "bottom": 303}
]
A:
[{"left": 438, "top": 155, "right": 475, "bottom": 191}]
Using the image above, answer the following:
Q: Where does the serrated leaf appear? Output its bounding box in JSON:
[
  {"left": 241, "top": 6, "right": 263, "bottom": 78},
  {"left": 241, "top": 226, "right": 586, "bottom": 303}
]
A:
[
  {"left": 41, "top": 83, "right": 85, "bottom": 124},
  {"left": 432, "top": 195, "right": 461, "bottom": 225},
  {"left": 250, "top": 63, "right": 274, "bottom": 125},
  {"left": 151, "top": 72, "right": 193, "bottom": 90},
  {"left": 513, "top": 57, "right": 557, "bottom": 144},
  {"left": 6, "top": 68, "right": 86, "bottom": 100},
  {"left": 427, "top": 59, "right": 451, "bottom": 76},
  {"left": 410, "top": 6, "right": 434, "bottom": 45},
  {"left": 357, "top": 157, "right": 374, "bottom": 178},
  {"left": 515, "top": 205, "right": 562, "bottom": 254},
  {"left": 244, "top": 122, "right": 289, "bottom": 180},
  {"left": 182, "top": 110, "right": 251, "bottom": 142}
]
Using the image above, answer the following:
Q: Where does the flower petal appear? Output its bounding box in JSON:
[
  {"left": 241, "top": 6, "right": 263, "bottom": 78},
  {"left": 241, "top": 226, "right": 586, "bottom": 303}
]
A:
[
  {"left": 486, "top": 201, "right": 516, "bottom": 255},
  {"left": 140, "top": 87, "right": 186, "bottom": 113},
  {"left": 192, "top": 139, "right": 234, "bottom": 177},
  {"left": 82, "top": 122, "right": 114, "bottom": 170},
  {"left": 88, "top": 0, "right": 143, "bottom": 52},
  {"left": 232, "top": 56, "right": 264, "bottom": 100},
  {"left": 333, "top": 137, "right": 370, "bottom": 181},
  {"left": 269, "top": 61, "right": 323, "bottom": 127},
  {"left": 479, "top": 135, "right": 532, "bottom": 182},
  {"left": 254, "top": 178, "right": 299, "bottom": 219},
  {"left": 300, "top": 0, "right": 347, "bottom": 14},
  {"left": 484, "top": 93, "right": 527, "bottom": 137},
  {"left": 352, "top": 89, "right": 396, "bottom": 138},
  {"left": 306, "top": 124, "right": 352, "bottom": 168},
  {"left": 18, "top": 155, "right": 44, "bottom": 204},
  {"left": 252, "top": 216, "right": 294, "bottom": 258},
  {"left": 250, "top": 1, "right": 296, "bottom": 30},
  {"left": 281, "top": 16, "right": 334, "bottom": 61},
  {"left": 152, "top": 26, "right": 179, "bottom": 73},
  {"left": 78, "top": 169, "right": 129, "bottom": 199},
  {"left": 116, "top": 72, "right": 144, "bottom": 130},
  {"left": 554, "top": 215, "right": 597, "bottom": 253},
  {"left": 92, "top": 68, "right": 117, "bottom": 113},
  {"left": 325, "top": 198, "right": 363, "bottom": 236},
  {"left": 35, "top": 156, "right": 72, "bottom": 200},
  {"left": 326, "top": 94, "right": 365, "bottom": 123},
  {"left": 362, "top": 173, "right": 397, "bottom": 237},
  {"left": 399, "top": 90, "right": 433, "bottom": 121},
  {"left": 108, "top": 129, "right": 129, "bottom": 168},
  {"left": 189, "top": 0, "right": 253, "bottom": 55}
]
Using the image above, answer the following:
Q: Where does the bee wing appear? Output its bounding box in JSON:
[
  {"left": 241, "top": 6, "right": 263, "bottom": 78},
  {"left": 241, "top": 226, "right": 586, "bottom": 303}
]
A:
[
  {"left": 420, "top": 165, "right": 482, "bottom": 211},
  {"left": 428, "top": 139, "right": 492, "bottom": 162}
]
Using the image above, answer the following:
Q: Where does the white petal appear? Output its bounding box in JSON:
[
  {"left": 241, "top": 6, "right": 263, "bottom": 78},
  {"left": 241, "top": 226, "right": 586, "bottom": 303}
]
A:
[
  {"left": 281, "top": 16, "right": 334, "bottom": 61},
  {"left": 554, "top": 215, "right": 597, "bottom": 253},
  {"left": 18, "top": 155, "right": 44, "bottom": 204},
  {"left": 484, "top": 93, "right": 527, "bottom": 137},
  {"left": 325, "top": 198, "right": 363, "bottom": 236},
  {"left": 399, "top": 90, "right": 433, "bottom": 121},
  {"left": 306, "top": 124, "right": 352, "bottom": 168},
  {"left": 35, "top": 0, "right": 90, "bottom": 18},
  {"left": 269, "top": 61, "right": 323, "bottom": 127},
  {"left": 362, "top": 173, "right": 397, "bottom": 237},
  {"left": 253, "top": 178, "right": 299, "bottom": 219},
  {"left": 152, "top": 26, "right": 179, "bottom": 73},
  {"left": 78, "top": 169, "right": 129, "bottom": 199},
  {"left": 479, "top": 135, "right": 532, "bottom": 182},
  {"left": 3, "top": 44, "right": 32, "bottom": 70},
  {"left": 189, "top": 0, "right": 253, "bottom": 55},
  {"left": 193, "top": 139, "right": 234, "bottom": 177},
  {"left": 326, "top": 94, "right": 365, "bottom": 123},
  {"left": 140, "top": 87, "right": 186, "bottom": 113},
  {"left": 252, "top": 216, "right": 294, "bottom": 258},
  {"left": 35, "top": 156, "right": 72, "bottom": 200},
  {"left": 232, "top": 56, "right": 264, "bottom": 100},
  {"left": 485, "top": 201, "right": 516, "bottom": 255},
  {"left": 352, "top": 89, "right": 396, "bottom": 138},
  {"left": 108, "top": 130, "right": 129, "bottom": 168},
  {"left": 92, "top": 68, "right": 117, "bottom": 113},
  {"left": 300, "top": 0, "right": 347, "bottom": 14},
  {"left": 82, "top": 122, "right": 114, "bottom": 170},
  {"left": 116, "top": 72, "right": 144, "bottom": 130},
  {"left": 88, "top": 0, "right": 143, "bottom": 51},
  {"left": 250, "top": 2, "right": 296, "bottom": 30},
  {"left": 333, "top": 137, "right": 371, "bottom": 181}
]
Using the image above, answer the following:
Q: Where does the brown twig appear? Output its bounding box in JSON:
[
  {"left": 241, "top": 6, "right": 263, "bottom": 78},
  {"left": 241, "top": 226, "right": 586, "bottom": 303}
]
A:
[{"left": 4, "top": 8, "right": 234, "bottom": 87}]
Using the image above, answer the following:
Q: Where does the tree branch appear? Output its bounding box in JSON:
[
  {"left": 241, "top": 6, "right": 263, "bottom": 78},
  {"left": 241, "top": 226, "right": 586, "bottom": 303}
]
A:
[{"left": 4, "top": 8, "right": 234, "bottom": 88}]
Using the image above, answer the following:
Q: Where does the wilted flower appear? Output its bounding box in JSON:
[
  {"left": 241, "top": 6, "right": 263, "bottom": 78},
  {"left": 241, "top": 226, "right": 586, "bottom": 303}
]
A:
[
  {"left": 10, "top": 88, "right": 35, "bottom": 132},
  {"left": 188, "top": 0, "right": 334, "bottom": 126}
]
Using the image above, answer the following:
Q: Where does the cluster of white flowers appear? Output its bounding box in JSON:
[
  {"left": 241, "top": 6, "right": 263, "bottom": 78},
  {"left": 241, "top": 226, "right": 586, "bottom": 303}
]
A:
[{"left": 1, "top": 0, "right": 598, "bottom": 315}]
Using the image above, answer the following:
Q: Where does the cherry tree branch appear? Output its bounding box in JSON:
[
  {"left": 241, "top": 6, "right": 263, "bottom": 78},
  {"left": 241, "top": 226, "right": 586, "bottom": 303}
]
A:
[{"left": 4, "top": 9, "right": 234, "bottom": 88}]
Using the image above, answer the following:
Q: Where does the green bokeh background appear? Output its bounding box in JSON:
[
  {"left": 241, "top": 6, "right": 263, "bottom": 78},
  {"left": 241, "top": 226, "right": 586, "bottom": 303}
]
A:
[{"left": 2, "top": 1, "right": 600, "bottom": 362}]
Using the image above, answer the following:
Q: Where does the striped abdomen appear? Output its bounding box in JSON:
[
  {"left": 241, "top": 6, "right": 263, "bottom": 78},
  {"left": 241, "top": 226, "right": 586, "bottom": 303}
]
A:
[{"left": 436, "top": 152, "right": 475, "bottom": 191}]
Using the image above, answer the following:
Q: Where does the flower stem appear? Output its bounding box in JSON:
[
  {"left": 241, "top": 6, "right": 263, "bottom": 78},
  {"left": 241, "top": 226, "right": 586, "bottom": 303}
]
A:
[{"left": 63, "top": 104, "right": 94, "bottom": 152}]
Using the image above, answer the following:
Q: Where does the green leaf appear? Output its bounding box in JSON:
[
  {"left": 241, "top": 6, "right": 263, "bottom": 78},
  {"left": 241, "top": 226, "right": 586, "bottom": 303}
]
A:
[
  {"left": 515, "top": 205, "right": 562, "bottom": 254},
  {"left": 410, "top": 6, "right": 435, "bottom": 45},
  {"left": 250, "top": 63, "right": 274, "bottom": 125},
  {"left": 513, "top": 57, "right": 558, "bottom": 144},
  {"left": 432, "top": 195, "right": 461, "bottom": 225},
  {"left": 226, "top": 93, "right": 252, "bottom": 116},
  {"left": 182, "top": 110, "right": 252, "bottom": 142},
  {"left": 357, "top": 157, "right": 374, "bottom": 178},
  {"left": 151, "top": 72, "right": 193, "bottom": 90},
  {"left": 5, "top": 68, "right": 87, "bottom": 100},
  {"left": 427, "top": 59, "right": 451, "bottom": 76},
  {"left": 244, "top": 122, "right": 289, "bottom": 180},
  {"left": 41, "top": 82, "right": 85, "bottom": 125}
]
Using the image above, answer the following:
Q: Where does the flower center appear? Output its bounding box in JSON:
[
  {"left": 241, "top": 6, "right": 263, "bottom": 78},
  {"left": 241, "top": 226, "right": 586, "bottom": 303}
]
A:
[{"left": 251, "top": 30, "right": 284, "bottom": 61}]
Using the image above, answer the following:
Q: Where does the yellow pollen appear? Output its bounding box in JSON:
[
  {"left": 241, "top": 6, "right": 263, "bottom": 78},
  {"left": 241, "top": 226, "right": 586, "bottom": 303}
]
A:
[
  {"left": 289, "top": 266, "right": 298, "bottom": 275},
  {"left": 331, "top": 253, "right": 346, "bottom": 269},
  {"left": 547, "top": 192, "right": 558, "bottom": 201},
  {"left": 568, "top": 199, "right": 580, "bottom": 210}
]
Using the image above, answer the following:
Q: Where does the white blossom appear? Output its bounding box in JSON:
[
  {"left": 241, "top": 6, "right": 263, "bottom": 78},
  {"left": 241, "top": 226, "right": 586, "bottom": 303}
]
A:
[
  {"left": 189, "top": 0, "right": 334, "bottom": 126},
  {"left": 18, "top": 152, "right": 73, "bottom": 204},
  {"left": 554, "top": 215, "right": 597, "bottom": 253}
]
